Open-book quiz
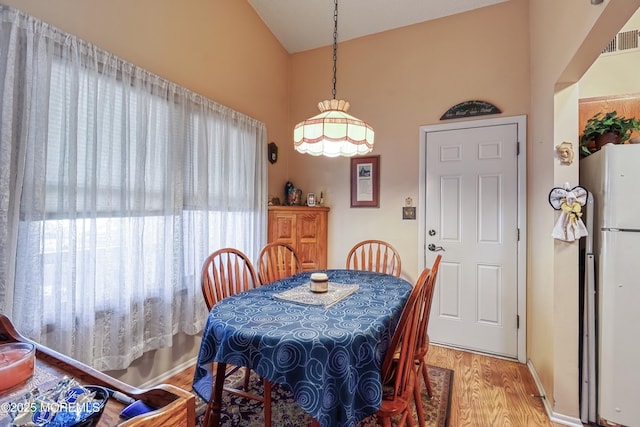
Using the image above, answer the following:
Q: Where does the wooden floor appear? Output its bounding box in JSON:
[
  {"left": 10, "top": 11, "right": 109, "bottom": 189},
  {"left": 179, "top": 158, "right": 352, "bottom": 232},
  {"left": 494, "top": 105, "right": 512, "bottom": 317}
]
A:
[
  {"left": 425, "top": 345, "right": 570, "bottom": 427},
  {"left": 163, "top": 344, "right": 573, "bottom": 427}
]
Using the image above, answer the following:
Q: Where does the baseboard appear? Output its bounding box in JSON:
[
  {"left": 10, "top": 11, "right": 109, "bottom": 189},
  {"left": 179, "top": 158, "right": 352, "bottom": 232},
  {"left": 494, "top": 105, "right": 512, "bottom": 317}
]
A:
[
  {"left": 138, "top": 356, "right": 198, "bottom": 390},
  {"left": 527, "top": 360, "right": 584, "bottom": 427}
]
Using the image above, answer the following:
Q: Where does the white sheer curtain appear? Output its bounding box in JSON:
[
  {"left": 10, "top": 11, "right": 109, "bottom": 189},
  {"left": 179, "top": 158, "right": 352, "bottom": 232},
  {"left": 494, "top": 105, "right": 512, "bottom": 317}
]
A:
[{"left": 0, "top": 6, "right": 267, "bottom": 370}]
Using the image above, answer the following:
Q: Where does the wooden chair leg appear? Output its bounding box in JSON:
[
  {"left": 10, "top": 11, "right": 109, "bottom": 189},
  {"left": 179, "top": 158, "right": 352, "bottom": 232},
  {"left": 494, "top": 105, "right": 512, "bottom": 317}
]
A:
[
  {"left": 405, "top": 409, "right": 416, "bottom": 427},
  {"left": 414, "top": 356, "right": 433, "bottom": 427},
  {"left": 422, "top": 362, "right": 433, "bottom": 398},
  {"left": 202, "top": 403, "right": 211, "bottom": 427},
  {"left": 241, "top": 367, "right": 250, "bottom": 390},
  {"left": 206, "top": 364, "right": 271, "bottom": 427},
  {"left": 264, "top": 379, "right": 272, "bottom": 427},
  {"left": 203, "top": 362, "right": 227, "bottom": 427},
  {"left": 414, "top": 382, "right": 425, "bottom": 427}
]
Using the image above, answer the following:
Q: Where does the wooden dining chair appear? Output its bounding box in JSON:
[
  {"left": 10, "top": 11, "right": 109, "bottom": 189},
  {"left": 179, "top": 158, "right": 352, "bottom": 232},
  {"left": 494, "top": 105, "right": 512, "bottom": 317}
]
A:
[
  {"left": 375, "top": 267, "right": 430, "bottom": 427},
  {"left": 257, "top": 242, "right": 302, "bottom": 285},
  {"left": 201, "top": 248, "right": 272, "bottom": 427},
  {"left": 345, "top": 239, "right": 402, "bottom": 277},
  {"left": 413, "top": 255, "right": 442, "bottom": 427},
  {"left": 201, "top": 248, "right": 261, "bottom": 310}
]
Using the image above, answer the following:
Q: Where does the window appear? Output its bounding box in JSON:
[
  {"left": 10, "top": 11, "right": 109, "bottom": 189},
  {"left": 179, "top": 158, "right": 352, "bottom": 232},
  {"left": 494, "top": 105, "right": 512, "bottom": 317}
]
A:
[{"left": 0, "top": 6, "right": 267, "bottom": 370}]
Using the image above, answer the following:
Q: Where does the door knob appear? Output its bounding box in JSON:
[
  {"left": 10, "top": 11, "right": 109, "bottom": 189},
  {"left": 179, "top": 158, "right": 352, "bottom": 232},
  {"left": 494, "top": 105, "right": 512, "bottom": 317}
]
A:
[{"left": 428, "top": 243, "right": 446, "bottom": 252}]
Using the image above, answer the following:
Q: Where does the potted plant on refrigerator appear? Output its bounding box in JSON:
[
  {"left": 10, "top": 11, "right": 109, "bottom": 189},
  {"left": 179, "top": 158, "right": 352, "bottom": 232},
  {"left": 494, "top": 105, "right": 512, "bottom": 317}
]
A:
[{"left": 580, "top": 110, "right": 640, "bottom": 157}]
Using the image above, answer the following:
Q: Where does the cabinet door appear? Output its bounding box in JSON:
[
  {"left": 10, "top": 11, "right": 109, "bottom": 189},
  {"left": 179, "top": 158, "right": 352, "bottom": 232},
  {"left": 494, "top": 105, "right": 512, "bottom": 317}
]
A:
[
  {"left": 297, "top": 213, "right": 321, "bottom": 270},
  {"left": 269, "top": 212, "right": 296, "bottom": 246},
  {"left": 267, "top": 207, "right": 328, "bottom": 271},
  {"left": 298, "top": 212, "right": 328, "bottom": 270}
]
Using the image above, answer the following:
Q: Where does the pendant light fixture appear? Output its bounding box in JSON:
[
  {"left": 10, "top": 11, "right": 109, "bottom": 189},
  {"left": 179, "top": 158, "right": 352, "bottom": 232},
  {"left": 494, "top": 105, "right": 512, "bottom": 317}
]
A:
[{"left": 293, "top": 0, "right": 374, "bottom": 157}]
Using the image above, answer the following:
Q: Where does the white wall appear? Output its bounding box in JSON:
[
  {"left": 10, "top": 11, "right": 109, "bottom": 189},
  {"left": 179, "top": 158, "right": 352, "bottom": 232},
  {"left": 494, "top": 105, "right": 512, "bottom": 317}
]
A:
[
  {"left": 580, "top": 8, "right": 640, "bottom": 98},
  {"left": 529, "top": 0, "right": 640, "bottom": 420}
]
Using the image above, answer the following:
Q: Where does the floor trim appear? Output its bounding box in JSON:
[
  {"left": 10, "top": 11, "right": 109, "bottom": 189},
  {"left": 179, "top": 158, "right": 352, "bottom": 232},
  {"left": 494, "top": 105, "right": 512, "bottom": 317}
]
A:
[
  {"left": 139, "top": 357, "right": 198, "bottom": 389},
  {"left": 527, "top": 359, "right": 584, "bottom": 427}
]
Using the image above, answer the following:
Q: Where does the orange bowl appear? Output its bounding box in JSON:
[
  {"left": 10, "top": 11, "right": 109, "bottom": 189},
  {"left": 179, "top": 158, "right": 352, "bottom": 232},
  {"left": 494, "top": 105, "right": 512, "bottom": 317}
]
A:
[{"left": 0, "top": 342, "right": 36, "bottom": 391}]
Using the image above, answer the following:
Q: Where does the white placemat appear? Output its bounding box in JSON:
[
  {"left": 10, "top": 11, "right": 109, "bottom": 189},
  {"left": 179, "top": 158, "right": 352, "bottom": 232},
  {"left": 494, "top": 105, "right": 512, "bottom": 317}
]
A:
[{"left": 273, "top": 282, "right": 359, "bottom": 308}]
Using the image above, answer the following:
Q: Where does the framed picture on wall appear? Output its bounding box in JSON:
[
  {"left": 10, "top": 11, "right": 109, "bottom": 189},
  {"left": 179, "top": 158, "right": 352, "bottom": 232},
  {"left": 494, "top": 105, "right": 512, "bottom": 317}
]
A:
[{"left": 350, "top": 155, "right": 380, "bottom": 207}]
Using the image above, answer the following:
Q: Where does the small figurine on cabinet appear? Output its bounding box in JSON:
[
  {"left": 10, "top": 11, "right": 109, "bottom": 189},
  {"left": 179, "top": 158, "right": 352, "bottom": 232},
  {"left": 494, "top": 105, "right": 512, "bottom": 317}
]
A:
[
  {"left": 285, "top": 181, "right": 294, "bottom": 205},
  {"left": 285, "top": 181, "right": 303, "bottom": 206}
]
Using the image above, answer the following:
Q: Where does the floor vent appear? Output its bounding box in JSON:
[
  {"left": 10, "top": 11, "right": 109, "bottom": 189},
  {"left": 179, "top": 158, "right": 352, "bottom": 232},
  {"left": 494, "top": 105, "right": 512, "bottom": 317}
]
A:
[{"left": 602, "top": 29, "right": 639, "bottom": 54}]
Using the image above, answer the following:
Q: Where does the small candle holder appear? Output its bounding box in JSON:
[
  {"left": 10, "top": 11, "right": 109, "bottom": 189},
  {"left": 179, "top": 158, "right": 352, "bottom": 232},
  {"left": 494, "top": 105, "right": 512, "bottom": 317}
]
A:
[
  {"left": 0, "top": 342, "right": 35, "bottom": 391},
  {"left": 309, "top": 272, "right": 328, "bottom": 293}
]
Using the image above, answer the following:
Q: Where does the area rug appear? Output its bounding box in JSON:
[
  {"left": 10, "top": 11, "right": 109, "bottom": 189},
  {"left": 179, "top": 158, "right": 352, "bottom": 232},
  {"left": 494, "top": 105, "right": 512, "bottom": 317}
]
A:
[{"left": 194, "top": 365, "right": 452, "bottom": 427}]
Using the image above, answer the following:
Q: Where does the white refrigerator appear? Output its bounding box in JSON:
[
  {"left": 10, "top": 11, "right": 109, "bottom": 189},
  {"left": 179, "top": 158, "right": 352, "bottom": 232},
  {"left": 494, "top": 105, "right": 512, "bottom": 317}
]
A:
[{"left": 580, "top": 143, "right": 640, "bottom": 427}]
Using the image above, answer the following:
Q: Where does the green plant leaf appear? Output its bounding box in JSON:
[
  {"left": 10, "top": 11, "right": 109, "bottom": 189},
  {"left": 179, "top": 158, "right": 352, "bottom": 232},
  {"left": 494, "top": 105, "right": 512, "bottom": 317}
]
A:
[{"left": 580, "top": 110, "right": 640, "bottom": 151}]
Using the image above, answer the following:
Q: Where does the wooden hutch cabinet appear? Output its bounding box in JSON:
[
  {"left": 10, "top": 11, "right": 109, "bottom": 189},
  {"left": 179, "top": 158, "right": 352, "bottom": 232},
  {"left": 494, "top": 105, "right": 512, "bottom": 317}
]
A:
[{"left": 267, "top": 205, "right": 329, "bottom": 271}]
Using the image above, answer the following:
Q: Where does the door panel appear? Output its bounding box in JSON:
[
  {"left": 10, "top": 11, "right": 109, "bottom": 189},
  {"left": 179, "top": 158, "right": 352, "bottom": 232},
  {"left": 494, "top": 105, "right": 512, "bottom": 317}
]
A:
[
  {"left": 440, "top": 177, "right": 461, "bottom": 241},
  {"left": 477, "top": 264, "right": 501, "bottom": 325},
  {"left": 425, "top": 123, "right": 519, "bottom": 358},
  {"left": 439, "top": 262, "right": 461, "bottom": 319}
]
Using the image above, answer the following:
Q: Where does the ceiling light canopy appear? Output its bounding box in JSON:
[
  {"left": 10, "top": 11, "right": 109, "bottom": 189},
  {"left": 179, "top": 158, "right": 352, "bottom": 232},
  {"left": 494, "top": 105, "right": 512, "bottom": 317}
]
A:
[{"left": 293, "top": 0, "right": 374, "bottom": 157}]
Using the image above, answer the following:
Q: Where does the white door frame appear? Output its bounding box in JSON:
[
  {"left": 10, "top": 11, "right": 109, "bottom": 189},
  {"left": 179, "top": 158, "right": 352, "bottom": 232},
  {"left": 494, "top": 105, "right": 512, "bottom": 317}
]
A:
[{"left": 418, "top": 114, "right": 527, "bottom": 363}]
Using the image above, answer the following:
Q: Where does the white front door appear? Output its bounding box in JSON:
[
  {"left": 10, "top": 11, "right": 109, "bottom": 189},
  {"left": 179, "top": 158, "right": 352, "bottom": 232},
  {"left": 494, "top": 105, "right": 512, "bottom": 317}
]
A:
[{"left": 419, "top": 116, "right": 526, "bottom": 361}]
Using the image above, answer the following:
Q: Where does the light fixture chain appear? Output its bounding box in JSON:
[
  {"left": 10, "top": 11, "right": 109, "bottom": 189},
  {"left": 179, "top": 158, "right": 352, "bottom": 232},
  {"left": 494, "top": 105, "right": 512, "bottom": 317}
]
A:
[{"left": 332, "top": 0, "right": 338, "bottom": 100}]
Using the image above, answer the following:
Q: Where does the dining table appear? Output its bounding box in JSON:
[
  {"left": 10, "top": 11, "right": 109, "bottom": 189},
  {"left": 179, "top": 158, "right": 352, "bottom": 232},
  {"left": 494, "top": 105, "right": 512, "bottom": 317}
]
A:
[{"left": 192, "top": 269, "right": 413, "bottom": 427}]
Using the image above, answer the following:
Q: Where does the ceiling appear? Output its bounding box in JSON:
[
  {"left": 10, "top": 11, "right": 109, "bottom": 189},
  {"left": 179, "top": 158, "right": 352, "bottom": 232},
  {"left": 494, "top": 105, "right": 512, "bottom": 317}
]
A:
[{"left": 248, "top": 0, "right": 509, "bottom": 53}]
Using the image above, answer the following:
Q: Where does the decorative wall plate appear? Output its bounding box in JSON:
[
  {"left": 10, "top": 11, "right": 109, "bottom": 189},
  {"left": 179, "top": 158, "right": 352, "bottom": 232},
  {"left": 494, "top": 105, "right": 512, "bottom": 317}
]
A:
[{"left": 440, "top": 100, "right": 501, "bottom": 120}]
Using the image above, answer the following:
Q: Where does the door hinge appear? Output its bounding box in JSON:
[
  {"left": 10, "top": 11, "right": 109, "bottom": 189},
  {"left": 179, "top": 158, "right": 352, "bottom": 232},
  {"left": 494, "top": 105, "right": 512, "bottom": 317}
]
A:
[
  {"left": 517, "top": 141, "right": 520, "bottom": 155},
  {"left": 517, "top": 228, "right": 520, "bottom": 241},
  {"left": 517, "top": 315, "right": 520, "bottom": 329}
]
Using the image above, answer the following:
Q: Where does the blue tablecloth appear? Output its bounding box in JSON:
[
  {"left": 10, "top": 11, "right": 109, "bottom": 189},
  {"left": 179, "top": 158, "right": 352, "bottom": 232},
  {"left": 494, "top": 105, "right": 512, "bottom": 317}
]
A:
[{"left": 192, "top": 269, "right": 412, "bottom": 427}]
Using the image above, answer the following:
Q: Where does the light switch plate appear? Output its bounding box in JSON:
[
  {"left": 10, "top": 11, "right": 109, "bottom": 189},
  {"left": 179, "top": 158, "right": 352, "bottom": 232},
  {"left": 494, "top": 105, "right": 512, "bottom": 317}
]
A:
[{"left": 402, "top": 207, "right": 416, "bottom": 220}]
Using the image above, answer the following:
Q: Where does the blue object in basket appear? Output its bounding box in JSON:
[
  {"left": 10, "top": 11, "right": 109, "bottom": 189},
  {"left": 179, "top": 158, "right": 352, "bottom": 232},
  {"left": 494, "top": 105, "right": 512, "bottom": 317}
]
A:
[{"left": 119, "top": 400, "right": 157, "bottom": 419}]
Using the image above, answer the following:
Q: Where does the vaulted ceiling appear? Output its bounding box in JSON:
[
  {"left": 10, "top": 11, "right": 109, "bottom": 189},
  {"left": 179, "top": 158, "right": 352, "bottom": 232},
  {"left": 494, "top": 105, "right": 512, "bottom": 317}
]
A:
[{"left": 248, "top": 0, "right": 509, "bottom": 53}]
